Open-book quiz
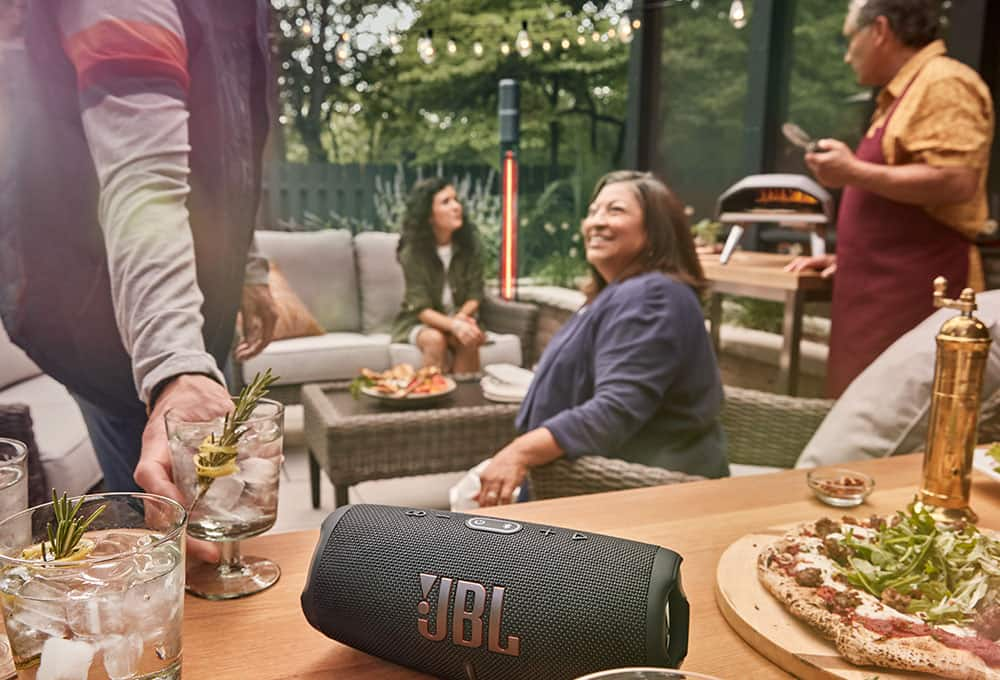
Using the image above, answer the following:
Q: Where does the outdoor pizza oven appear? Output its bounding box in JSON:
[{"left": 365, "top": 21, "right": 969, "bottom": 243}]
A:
[{"left": 716, "top": 173, "right": 834, "bottom": 264}]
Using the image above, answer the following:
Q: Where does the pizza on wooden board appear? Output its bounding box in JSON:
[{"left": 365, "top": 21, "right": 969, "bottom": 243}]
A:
[{"left": 758, "top": 504, "right": 1000, "bottom": 679}]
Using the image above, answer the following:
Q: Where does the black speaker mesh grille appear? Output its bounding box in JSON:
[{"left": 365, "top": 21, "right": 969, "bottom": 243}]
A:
[{"left": 306, "top": 505, "right": 660, "bottom": 680}]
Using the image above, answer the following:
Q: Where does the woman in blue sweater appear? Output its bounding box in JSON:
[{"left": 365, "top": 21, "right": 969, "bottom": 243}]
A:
[{"left": 477, "top": 171, "right": 728, "bottom": 506}]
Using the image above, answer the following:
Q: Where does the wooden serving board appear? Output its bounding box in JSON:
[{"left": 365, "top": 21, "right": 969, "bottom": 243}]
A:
[{"left": 715, "top": 531, "right": 932, "bottom": 680}]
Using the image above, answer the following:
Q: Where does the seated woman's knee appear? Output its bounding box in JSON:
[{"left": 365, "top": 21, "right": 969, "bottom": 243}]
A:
[{"left": 418, "top": 327, "right": 448, "bottom": 352}]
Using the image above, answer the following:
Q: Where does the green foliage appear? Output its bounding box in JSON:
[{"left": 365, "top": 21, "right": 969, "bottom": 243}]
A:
[
  {"left": 691, "top": 219, "right": 722, "bottom": 247},
  {"left": 272, "top": 0, "right": 631, "bottom": 173},
  {"left": 534, "top": 254, "right": 588, "bottom": 288},
  {"left": 724, "top": 296, "right": 784, "bottom": 334}
]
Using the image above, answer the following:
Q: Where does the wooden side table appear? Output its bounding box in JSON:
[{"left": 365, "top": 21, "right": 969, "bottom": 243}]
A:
[{"left": 700, "top": 252, "right": 833, "bottom": 396}]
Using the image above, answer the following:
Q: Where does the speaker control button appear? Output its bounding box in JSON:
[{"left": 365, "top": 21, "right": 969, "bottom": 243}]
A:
[
  {"left": 465, "top": 517, "right": 522, "bottom": 534},
  {"left": 405, "top": 510, "right": 427, "bottom": 517},
  {"left": 539, "top": 528, "right": 556, "bottom": 536},
  {"left": 571, "top": 532, "right": 588, "bottom": 541}
]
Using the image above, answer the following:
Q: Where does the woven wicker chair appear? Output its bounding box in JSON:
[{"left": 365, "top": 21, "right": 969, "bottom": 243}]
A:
[
  {"left": 530, "top": 456, "right": 705, "bottom": 500},
  {"left": 528, "top": 385, "right": 834, "bottom": 500},
  {"left": 722, "top": 386, "right": 834, "bottom": 468}
]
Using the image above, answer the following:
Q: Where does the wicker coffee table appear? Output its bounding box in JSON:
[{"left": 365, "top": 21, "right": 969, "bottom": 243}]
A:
[{"left": 301, "top": 377, "right": 520, "bottom": 508}]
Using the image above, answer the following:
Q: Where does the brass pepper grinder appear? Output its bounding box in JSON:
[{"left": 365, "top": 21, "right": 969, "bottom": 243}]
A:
[{"left": 918, "top": 277, "right": 992, "bottom": 523}]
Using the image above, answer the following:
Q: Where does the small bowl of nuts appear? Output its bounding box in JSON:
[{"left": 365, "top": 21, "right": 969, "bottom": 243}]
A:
[{"left": 806, "top": 468, "right": 874, "bottom": 508}]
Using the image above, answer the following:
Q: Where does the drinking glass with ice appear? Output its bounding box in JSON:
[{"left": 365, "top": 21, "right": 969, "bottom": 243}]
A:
[
  {"left": 0, "top": 493, "right": 187, "bottom": 680},
  {"left": 0, "top": 439, "right": 28, "bottom": 523},
  {"left": 166, "top": 398, "right": 283, "bottom": 600}
]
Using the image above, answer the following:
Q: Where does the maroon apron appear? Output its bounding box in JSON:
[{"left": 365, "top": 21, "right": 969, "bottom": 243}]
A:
[{"left": 827, "top": 72, "right": 970, "bottom": 398}]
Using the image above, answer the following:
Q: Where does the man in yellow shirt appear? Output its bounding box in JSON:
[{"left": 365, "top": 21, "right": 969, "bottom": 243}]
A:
[{"left": 788, "top": 0, "right": 994, "bottom": 397}]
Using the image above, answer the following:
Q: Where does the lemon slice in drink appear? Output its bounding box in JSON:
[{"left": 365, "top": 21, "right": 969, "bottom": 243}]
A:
[{"left": 19, "top": 538, "right": 96, "bottom": 562}]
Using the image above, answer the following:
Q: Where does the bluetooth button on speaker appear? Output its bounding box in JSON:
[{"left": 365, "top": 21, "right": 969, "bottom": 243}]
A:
[{"left": 466, "top": 517, "right": 523, "bottom": 534}]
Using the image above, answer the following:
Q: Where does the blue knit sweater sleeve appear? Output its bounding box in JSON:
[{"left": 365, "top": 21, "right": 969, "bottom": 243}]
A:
[{"left": 541, "top": 277, "right": 696, "bottom": 456}]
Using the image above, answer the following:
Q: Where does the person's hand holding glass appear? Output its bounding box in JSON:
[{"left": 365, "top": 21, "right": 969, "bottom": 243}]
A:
[{"left": 165, "top": 372, "right": 284, "bottom": 600}]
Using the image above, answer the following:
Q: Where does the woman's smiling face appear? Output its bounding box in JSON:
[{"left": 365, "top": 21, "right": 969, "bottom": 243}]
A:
[{"left": 581, "top": 182, "right": 647, "bottom": 281}]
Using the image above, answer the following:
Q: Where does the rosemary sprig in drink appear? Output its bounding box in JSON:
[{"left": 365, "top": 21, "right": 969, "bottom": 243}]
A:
[
  {"left": 190, "top": 369, "right": 278, "bottom": 510},
  {"left": 20, "top": 490, "right": 106, "bottom": 562}
]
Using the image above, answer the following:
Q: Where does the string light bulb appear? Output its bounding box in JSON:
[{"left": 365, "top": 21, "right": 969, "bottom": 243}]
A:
[
  {"left": 472, "top": 41, "right": 484, "bottom": 57},
  {"left": 500, "top": 38, "right": 511, "bottom": 56},
  {"left": 632, "top": 19, "right": 641, "bottom": 29},
  {"left": 300, "top": 21, "right": 313, "bottom": 37},
  {"left": 576, "top": 34, "right": 586, "bottom": 46},
  {"left": 447, "top": 37, "right": 458, "bottom": 55},
  {"left": 561, "top": 36, "right": 571, "bottom": 50},
  {"left": 418, "top": 29, "right": 436, "bottom": 64},
  {"left": 515, "top": 20, "right": 532, "bottom": 57},
  {"left": 335, "top": 41, "right": 351, "bottom": 65},
  {"left": 542, "top": 38, "right": 552, "bottom": 52},
  {"left": 591, "top": 30, "right": 601, "bottom": 42},
  {"left": 729, "top": 0, "right": 747, "bottom": 29},
  {"left": 618, "top": 16, "right": 634, "bottom": 44}
]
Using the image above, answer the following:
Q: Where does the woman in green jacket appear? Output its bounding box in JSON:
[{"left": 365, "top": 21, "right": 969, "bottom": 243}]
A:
[{"left": 391, "top": 177, "right": 486, "bottom": 372}]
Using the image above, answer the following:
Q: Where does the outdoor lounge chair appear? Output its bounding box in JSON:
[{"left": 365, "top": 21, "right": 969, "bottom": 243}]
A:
[{"left": 530, "top": 385, "right": 834, "bottom": 500}]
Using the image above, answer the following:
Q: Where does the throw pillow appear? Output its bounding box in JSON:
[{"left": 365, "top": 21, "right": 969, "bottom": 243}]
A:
[
  {"left": 267, "top": 265, "right": 325, "bottom": 341},
  {"left": 796, "top": 290, "right": 1000, "bottom": 468}
]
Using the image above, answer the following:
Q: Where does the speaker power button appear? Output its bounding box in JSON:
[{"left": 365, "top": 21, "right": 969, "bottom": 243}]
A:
[{"left": 465, "top": 517, "right": 522, "bottom": 534}]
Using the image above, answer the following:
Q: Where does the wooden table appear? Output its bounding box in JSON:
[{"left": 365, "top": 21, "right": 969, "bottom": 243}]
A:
[
  {"left": 183, "top": 454, "right": 1000, "bottom": 679},
  {"left": 700, "top": 251, "right": 833, "bottom": 396}
]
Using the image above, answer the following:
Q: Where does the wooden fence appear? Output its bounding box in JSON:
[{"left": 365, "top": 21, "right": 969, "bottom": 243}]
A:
[{"left": 260, "top": 162, "right": 567, "bottom": 230}]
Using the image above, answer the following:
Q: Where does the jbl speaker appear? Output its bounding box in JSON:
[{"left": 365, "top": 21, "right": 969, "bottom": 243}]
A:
[{"left": 301, "top": 504, "right": 689, "bottom": 680}]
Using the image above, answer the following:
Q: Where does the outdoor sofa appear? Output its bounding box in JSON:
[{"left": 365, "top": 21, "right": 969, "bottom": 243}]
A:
[
  {"left": 0, "top": 325, "right": 103, "bottom": 501},
  {"left": 239, "top": 229, "right": 538, "bottom": 404}
]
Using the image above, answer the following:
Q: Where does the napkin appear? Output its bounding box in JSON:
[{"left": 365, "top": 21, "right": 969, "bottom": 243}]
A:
[
  {"left": 449, "top": 458, "right": 521, "bottom": 511},
  {"left": 481, "top": 363, "right": 533, "bottom": 403}
]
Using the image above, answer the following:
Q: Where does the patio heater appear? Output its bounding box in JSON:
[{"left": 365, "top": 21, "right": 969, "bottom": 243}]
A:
[
  {"left": 498, "top": 79, "right": 519, "bottom": 300},
  {"left": 715, "top": 174, "right": 833, "bottom": 264}
]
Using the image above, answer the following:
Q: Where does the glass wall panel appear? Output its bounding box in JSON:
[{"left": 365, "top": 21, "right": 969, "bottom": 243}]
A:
[
  {"left": 777, "top": 0, "right": 870, "bottom": 176},
  {"left": 657, "top": 0, "right": 754, "bottom": 221}
]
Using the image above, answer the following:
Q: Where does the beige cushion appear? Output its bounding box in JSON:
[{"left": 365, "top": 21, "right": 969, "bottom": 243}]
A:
[
  {"left": 267, "top": 265, "right": 324, "bottom": 340},
  {"left": 389, "top": 332, "right": 523, "bottom": 369},
  {"left": 0, "top": 323, "right": 41, "bottom": 390},
  {"left": 1, "top": 374, "right": 102, "bottom": 496},
  {"left": 355, "top": 232, "right": 405, "bottom": 334},
  {"left": 796, "top": 291, "right": 1000, "bottom": 468},
  {"left": 242, "top": 333, "right": 392, "bottom": 385},
  {"left": 255, "top": 230, "right": 360, "bottom": 332}
]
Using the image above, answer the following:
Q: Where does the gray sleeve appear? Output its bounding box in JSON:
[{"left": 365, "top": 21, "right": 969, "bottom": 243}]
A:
[
  {"left": 244, "top": 234, "right": 270, "bottom": 286},
  {"left": 59, "top": 2, "right": 224, "bottom": 404}
]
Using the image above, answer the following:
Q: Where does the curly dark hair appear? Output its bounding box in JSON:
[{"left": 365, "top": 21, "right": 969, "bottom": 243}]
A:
[
  {"left": 397, "top": 176, "right": 479, "bottom": 259},
  {"left": 581, "top": 170, "right": 706, "bottom": 302},
  {"left": 854, "top": 0, "right": 942, "bottom": 48}
]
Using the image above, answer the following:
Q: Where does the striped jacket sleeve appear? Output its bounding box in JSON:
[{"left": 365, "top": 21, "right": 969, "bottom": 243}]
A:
[{"left": 57, "top": 0, "right": 225, "bottom": 404}]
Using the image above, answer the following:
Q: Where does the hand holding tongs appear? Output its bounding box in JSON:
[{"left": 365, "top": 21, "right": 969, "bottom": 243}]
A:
[{"left": 782, "top": 122, "right": 820, "bottom": 153}]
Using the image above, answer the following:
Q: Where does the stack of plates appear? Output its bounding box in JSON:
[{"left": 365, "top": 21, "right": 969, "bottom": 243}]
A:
[{"left": 481, "top": 363, "right": 534, "bottom": 404}]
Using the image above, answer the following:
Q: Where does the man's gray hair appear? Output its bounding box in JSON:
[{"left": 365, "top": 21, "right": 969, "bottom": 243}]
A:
[{"left": 853, "top": 0, "right": 943, "bottom": 47}]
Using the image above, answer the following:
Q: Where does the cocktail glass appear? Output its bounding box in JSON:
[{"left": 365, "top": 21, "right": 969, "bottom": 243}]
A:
[
  {"left": 0, "top": 492, "right": 187, "bottom": 679},
  {"left": 166, "top": 399, "right": 283, "bottom": 600},
  {"left": 0, "top": 439, "right": 28, "bottom": 522}
]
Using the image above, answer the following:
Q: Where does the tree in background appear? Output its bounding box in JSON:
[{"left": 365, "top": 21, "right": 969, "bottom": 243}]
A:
[{"left": 271, "top": 0, "right": 633, "bottom": 174}]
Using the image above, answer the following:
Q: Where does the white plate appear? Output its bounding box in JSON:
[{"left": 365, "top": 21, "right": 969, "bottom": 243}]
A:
[
  {"left": 974, "top": 445, "right": 1000, "bottom": 482},
  {"left": 483, "top": 363, "right": 534, "bottom": 389},
  {"left": 360, "top": 377, "right": 457, "bottom": 407},
  {"left": 480, "top": 376, "right": 527, "bottom": 403}
]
